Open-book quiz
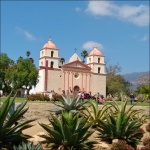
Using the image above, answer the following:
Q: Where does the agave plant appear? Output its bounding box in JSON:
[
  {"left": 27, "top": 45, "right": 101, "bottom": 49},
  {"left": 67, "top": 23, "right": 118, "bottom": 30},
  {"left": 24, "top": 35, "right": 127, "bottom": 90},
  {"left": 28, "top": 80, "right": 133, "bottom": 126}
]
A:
[
  {"left": 52, "top": 92, "right": 87, "bottom": 113},
  {"left": 82, "top": 101, "right": 110, "bottom": 127},
  {"left": 97, "top": 99, "right": 146, "bottom": 149},
  {"left": 0, "top": 93, "right": 36, "bottom": 149},
  {"left": 13, "top": 141, "right": 42, "bottom": 150},
  {"left": 39, "top": 111, "right": 97, "bottom": 149}
]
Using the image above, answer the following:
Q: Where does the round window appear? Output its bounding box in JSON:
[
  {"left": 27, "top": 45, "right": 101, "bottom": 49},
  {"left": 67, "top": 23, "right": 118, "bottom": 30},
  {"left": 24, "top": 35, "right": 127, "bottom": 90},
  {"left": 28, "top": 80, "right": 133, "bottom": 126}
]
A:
[{"left": 74, "top": 73, "right": 79, "bottom": 79}]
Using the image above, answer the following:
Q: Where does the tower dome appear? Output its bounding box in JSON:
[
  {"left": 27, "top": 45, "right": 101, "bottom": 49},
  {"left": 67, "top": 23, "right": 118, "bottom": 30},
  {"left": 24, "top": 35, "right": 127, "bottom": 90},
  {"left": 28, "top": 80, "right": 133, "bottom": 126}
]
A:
[
  {"left": 89, "top": 46, "right": 102, "bottom": 56},
  {"left": 43, "top": 39, "right": 57, "bottom": 49}
]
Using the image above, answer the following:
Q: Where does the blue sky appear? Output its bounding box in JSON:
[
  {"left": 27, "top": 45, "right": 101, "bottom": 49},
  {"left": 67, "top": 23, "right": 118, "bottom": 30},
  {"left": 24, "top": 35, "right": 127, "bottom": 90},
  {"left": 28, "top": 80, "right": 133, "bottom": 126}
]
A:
[{"left": 1, "top": 0, "right": 149, "bottom": 74}]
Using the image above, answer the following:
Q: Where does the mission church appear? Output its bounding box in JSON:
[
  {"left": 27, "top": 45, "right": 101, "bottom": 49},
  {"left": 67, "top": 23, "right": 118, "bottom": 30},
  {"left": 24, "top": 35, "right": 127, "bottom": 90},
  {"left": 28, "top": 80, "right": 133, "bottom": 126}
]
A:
[{"left": 31, "top": 39, "right": 106, "bottom": 97}]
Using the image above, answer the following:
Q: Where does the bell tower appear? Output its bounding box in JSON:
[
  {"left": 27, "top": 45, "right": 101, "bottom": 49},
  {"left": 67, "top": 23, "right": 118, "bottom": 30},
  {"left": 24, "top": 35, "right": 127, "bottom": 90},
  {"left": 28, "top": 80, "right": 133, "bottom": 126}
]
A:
[
  {"left": 86, "top": 46, "right": 106, "bottom": 74},
  {"left": 39, "top": 39, "right": 60, "bottom": 69}
]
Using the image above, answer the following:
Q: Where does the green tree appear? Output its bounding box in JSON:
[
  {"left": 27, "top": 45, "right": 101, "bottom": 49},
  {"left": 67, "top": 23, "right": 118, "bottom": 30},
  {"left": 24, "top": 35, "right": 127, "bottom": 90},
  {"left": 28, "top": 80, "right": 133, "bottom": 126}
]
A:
[
  {"left": 5, "top": 55, "right": 38, "bottom": 95},
  {"left": 0, "top": 53, "right": 12, "bottom": 94},
  {"left": 106, "top": 64, "right": 130, "bottom": 95},
  {"left": 60, "top": 57, "right": 65, "bottom": 65},
  {"left": 135, "top": 84, "right": 150, "bottom": 99},
  {"left": 81, "top": 50, "right": 88, "bottom": 63}
]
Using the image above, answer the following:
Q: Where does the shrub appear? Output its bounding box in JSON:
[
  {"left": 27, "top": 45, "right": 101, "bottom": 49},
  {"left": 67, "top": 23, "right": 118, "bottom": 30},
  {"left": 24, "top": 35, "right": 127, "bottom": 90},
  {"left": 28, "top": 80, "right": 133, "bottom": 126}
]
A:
[
  {"left": 26, "top": 93, "right": 50, "bottom": 101},
  {"left": 51, "top": 93, "right": 63, "bottom": 101},
  {"left": 111, "top": 140, "right": 135, "bottom": 150}
]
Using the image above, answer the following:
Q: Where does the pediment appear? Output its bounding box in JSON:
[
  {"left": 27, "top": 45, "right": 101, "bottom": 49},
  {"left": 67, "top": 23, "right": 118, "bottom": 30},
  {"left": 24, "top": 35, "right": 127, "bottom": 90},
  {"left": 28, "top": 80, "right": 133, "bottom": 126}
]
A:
[{"left": 62, "top": 60, "right": 91, "bottom": 70}]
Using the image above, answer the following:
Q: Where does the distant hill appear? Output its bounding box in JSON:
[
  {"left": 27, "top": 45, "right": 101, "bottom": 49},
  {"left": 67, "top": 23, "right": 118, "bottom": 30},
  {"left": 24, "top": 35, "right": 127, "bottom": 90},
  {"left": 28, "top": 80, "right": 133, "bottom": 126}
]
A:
[{"left": 123, "top": 71, "right": 149, "bottom": 91}]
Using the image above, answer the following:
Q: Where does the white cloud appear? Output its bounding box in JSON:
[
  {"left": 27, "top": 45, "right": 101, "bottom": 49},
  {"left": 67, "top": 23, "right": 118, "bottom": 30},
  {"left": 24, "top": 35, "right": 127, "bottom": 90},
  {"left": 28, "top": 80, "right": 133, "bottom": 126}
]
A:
[
  {"left": 82, "top": 41, "right": 103, "bottom": 51},
  {"left": 85, "top": 1, "right": 149, "bottom": 26},
  {"left": 15, "top": 27, "right": 36, "bottom": 41},
  {"left": 75, "top": 7, "right": 81, "bottom": 12}
]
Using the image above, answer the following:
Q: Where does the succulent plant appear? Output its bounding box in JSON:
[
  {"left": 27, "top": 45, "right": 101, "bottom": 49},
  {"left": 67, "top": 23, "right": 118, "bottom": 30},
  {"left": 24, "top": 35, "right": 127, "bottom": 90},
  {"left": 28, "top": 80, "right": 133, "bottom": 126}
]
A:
[
  {"left": 97, "top": 99, "right": 146, "bottom": 149},
  {"left": 82, "top": 101, "right": 109, "bottom": 127},
  {"left": 39, "top": 111, "right": 97, "bottom": 149},
  {"left": 0, "top": 93, "right": 36, "bottom": 149},
  {"left": 13, "top": 141, "right": 42, "bottom": 150},
  {"left": 52, "top": 92, "right": 87, "bottom": 113}
]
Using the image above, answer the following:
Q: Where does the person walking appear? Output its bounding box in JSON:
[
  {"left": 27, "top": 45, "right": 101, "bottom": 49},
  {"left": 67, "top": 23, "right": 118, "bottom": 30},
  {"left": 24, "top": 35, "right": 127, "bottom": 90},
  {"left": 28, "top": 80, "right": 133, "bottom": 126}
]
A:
[
  {"left": 99, "top": 95, "right": 104, "bottom": 104},
  {"left": 130, "top": 93, "right": 135, "bottom": 104}
]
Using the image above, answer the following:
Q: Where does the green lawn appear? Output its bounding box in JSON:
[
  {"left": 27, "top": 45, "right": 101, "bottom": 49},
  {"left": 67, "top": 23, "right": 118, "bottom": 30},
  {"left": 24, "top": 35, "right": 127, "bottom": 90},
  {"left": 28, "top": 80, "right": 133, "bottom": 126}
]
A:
[
  {"left": 0, "top": 97, "right": 26, "bottom": 102},
  {"left": 103, "top": 101, "right": 150, "bottom": 106},
  {"left": 0, "top": 97, "right": 149, "bottom": 106}
]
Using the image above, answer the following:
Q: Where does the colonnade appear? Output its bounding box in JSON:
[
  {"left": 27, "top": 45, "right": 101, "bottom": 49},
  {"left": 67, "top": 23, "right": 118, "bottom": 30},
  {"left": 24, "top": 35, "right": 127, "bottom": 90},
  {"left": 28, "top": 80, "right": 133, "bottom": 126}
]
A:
[{"left": 62, "top": 71, "right": 91, "bottom": 92}]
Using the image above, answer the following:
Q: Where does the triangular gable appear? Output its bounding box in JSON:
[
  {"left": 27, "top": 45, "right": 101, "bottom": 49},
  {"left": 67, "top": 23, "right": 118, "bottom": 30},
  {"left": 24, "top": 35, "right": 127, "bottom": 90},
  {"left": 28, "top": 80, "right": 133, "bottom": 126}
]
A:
[{"left": 62, "top": 60, "right": 91, "bottom": 70}]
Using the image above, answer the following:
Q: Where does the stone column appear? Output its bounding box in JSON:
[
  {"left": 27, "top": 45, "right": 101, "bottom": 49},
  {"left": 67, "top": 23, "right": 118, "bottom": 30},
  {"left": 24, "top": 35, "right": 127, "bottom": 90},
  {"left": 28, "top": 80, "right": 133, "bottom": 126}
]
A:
[
  {"left": 81, "top": 73, "right": 83, "bottom": 91},
  {"left": 85, "top": 74, "right": 87, "bottom": 92},
  {"left": 88, "top": 73, "right": 91, "bottom": 92},
  {"left": 67, "top": 71, "right": 70, "bottom": 90},
  {"left": 71, "top": 72, "right": 73, "bottom": 91},
  {"left": 63, "top": 71, "right": 66, "bottom": 91}
]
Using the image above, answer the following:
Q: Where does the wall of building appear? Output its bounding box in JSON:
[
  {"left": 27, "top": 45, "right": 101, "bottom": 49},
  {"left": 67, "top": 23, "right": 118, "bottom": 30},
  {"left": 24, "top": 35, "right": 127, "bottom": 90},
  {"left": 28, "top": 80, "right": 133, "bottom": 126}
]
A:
[
  {"left": 30, "top": 69, "right": 45, "bottom": 94},
  {"left": 47, "top": 69, "right": 62, "bottom": 93},
  {"left": 90, "top": 74, "right": 106, "bottom": 97}
]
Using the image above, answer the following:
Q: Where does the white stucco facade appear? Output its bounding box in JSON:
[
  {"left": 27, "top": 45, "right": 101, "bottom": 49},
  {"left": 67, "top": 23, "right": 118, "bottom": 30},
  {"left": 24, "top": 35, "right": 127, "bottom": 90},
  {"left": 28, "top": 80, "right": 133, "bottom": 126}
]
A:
[{"left": 31, "top": 39, "right": 107, "bottom": 97}]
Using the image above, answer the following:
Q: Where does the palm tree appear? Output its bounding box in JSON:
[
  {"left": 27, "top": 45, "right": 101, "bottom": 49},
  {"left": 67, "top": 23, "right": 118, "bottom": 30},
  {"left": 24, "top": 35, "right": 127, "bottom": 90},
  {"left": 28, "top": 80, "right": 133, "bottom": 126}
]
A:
[
  {"left": 81, "top": 50, "right": 88, "bottom": 63},
  {"left": 60, "top": 57, "right": 65, "bottom": 65},
  {"left": 26, "top": 51, "right": 31, "bottom": 58}
]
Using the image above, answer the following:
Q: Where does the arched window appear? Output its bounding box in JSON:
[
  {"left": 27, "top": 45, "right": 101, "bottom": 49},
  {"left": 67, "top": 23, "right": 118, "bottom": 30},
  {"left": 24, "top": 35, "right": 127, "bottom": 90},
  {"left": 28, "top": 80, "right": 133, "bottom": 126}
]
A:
[
  {"left": 42, "top": 51, "right": 44, "bottom": 57},
  {"left": 98, "top": 67, "right": 100, "bottom": 73},
  {"left": 98, "top": 58, "right": 100, "bottom": 63},
  {"left": 51, "top": 51, "right": 54, "bottom": 57},
  {"left": 41, "top": 61, "right": 43, "bottom": 66},
  {"left": 50, "top": 61, "right": 54, "bottom": 68}
]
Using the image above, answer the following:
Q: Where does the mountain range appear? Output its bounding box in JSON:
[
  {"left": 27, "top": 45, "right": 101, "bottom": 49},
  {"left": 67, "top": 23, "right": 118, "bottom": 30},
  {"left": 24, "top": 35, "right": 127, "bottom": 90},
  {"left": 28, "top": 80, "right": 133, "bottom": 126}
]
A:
[{"left": 123, "top": 71, "right": 150, "bottom": 91}]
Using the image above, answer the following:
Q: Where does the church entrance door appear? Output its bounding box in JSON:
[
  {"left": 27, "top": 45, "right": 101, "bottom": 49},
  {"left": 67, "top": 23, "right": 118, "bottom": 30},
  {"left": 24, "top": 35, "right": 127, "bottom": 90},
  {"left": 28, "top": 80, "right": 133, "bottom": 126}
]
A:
[{"left": 74, "top": 85, "right": 80, "bottom": 92}]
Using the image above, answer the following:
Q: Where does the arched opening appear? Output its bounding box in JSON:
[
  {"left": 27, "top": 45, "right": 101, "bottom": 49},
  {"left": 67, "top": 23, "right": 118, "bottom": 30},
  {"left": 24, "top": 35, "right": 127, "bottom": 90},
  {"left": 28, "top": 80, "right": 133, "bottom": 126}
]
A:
[
  {"left": 51, "top": 51, "right": 54, "bottom": 57},
  {"left": 98, "top": 58, "right": 100, "bottom": 63},
  {"left": 50, "top": 61, "right": 54, "bottom": 68},
  {"left": 98, "top": 67, "right": 101, "bottom": 73},
  {"left": 74, "top": 85, "right": 80, "bottom": 92}
]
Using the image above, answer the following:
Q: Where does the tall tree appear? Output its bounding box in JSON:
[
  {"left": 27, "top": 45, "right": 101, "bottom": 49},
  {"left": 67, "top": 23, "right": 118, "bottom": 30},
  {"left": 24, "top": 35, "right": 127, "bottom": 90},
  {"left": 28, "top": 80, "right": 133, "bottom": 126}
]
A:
[
  {"left": 5, "top": 54, "right": 38, "bottom": 95},
  {"left": 135, "top": 84, "right": 150, "bottom": 99},
  {"left": 106, "top": 64, "right": 130, "bottom": 95},
  {"left": 81, "top": 50, "right": 88, "bottom": 63},
  {"left": 0, "top": 53, "right": 12, "bottom": 94},
  {"left": 60, "top": 58, "right": 65, "bottom": 65}
]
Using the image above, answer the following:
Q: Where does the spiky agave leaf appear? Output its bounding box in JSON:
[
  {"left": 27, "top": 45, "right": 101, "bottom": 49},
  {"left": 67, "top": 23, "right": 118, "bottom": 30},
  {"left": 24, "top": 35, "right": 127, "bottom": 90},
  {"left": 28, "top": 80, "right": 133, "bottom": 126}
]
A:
[
  {"left": 13, "top": 141, "right": 42, "bottom": 150},
  {"left": 82, "top": 101, "right": 110, "bottom": 127},
  {"left": 39, "top": 111, "right": 96, "bottom": 149},
  {"left": 97, "top": 99, "right": 146, "bottom": 148},
  {"left": 0, "top": 94, "right": 36, "bottom": 149},
  {"left": 53, "top": 92, "right": 87, "bottom": 112}
]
